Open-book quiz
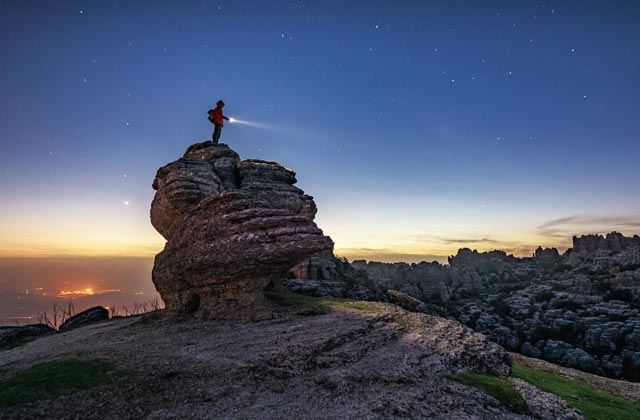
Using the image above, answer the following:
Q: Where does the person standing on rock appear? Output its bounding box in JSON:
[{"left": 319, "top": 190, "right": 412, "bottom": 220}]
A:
[{"left": 208, "top": 100, "right": 229, "bottom": 144}]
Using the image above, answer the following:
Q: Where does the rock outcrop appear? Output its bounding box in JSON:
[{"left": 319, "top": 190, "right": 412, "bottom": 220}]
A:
[
  {"left": 0, "top": 324, "right": 55, "bottom": 350},
  {"left": 59, "top": 306, "right": 109, "bottom": 332},
  {"left": 571, "top": 232, "right": 640, "bottom": 253},
  {"left": 0, "top": 299, "right": 586, "bottom": 418},
  {"left": 534, "top": 246, "right": 560, "bottom": 260},
  {"left": 285, "top": 251, "right": 383, "bottom": 300},
  {"left": 150, "top": 141, "right": 333, "bottom": 319},
  {"left": 349, "top": 235, "right": 640, "bottom": 381}
]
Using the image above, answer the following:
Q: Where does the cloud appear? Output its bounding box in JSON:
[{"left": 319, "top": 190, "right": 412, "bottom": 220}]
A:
[
  {"left": 335, "top": 247, "right": 449, "bottom": 264},
  {"left": 537, "top": 215, "right": 640, "bottom": 241},
  {"left": 435, "top": 237, "right": 503, "bottom": 245}
]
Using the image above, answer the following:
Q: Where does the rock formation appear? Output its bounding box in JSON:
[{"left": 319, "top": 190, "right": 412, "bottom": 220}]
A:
[
  {"left": 285, "top": 251, "right": 383, "bottom": 300},
  {"left": 59, "top": 306, "right": 109, "bottom": 332},
  {"left": 572, "top": 232, "right": 640, "bottom": 253},
  {"left": 533, "top": 246, "right": 560, "bottom": 260},
  {"left": 0, "top": 324, "right": 54, "bottom": 350},
  {"left": 292, "top": 234, "right": 640, "bottom": 381},
  {"left": 150, "top": 141, "right": 333, "bottom": 319}
]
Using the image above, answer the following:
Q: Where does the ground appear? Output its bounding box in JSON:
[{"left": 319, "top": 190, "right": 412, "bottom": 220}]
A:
[{"left": 0, "top": 295, "right": 636, "bottom": 419}]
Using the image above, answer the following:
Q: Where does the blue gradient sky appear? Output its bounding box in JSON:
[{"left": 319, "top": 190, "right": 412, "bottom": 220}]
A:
[{"left": 1, "top": 0, "right": 639, "bottom": 263}]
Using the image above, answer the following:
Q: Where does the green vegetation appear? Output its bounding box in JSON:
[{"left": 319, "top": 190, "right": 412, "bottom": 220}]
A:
[
  {"left": 264, "top": 289, "right": 328, "bottom": 315},
  {"left": 264, "top": 289, "right": 373, "bottom": 315},
  {"left": 534, "top": 290, "right": 555, "bottom": 303},
  {"left": 125, "top": 310, "right": 162, "bottom": 328},
  {"left": 604, "top": 288, "right": 633, "bottom": 303},
  {"left": 551, "top": 263, "right": 573, "bottom": 274},
  {"left": 491, "top": 294, "right": 512, "bottom": 317},
  {"left": 513, "top": 362, "right": 640, "bottom": 420},
  {"left": 0, "top": 358, "right": 119, "bottom": 408},
  {"left": 447, "top": 372, "right": 528, "bottom": 414},
  {"left": 320, "top": 299, "right": 369, "bottom": 311},
  {"left": 619, "top": 263, "right": 640, "bottom": 272},
  {"left": 552, "top": 299, "right": 583, "bottom": 311}
]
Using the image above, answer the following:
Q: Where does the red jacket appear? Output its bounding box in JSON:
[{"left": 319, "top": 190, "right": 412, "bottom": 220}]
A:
[{"left": 212, "top": 106, "right": 226, "bottom": 126}]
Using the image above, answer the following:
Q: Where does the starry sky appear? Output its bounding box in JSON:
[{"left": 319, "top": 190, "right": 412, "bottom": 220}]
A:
[{"left": 1, "top": 0, "right": 640, "bottom": 268}]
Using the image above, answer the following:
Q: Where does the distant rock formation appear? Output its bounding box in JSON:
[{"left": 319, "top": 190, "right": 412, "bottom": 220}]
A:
[
  {"left": 150, "top": 141, "right": 333, "bottom": 319},
  {"left": 348, "top": 236, "right": 640, "bottom": 381},
  {"left": 572, "top": 232, "right": 640, "bottom": 253},
  {"left": 285, "top": 251, "right": 383, "bottom": 300},
  {"left": 448, "top": 248, "right": 519, "bottom": 273},
  {"left": 533, "top": 246, "right": 560, "bottom": 260}
]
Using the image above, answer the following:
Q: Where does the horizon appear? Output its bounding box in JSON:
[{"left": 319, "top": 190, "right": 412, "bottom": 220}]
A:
[{"left": 1, "top": 1, "right": 640, "bottom": 313}]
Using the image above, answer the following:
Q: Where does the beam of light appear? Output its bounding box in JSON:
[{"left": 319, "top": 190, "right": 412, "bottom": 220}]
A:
[{"left": 227, "top": 117, "right": 284, "bottom": 132}]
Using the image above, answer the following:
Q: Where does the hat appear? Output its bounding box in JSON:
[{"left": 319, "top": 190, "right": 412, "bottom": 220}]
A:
[{"left": 217, "top": 100, "right": 225, "bottom": 106}]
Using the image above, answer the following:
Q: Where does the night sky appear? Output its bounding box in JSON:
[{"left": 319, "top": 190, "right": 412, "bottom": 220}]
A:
[{"left": 1, "top": 0, "right": 640, "bottom": 266}]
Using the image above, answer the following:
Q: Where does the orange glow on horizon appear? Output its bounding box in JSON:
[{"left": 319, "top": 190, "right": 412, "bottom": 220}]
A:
[{"left": 56, "top": 288, "right": 121, "bottom": 298}]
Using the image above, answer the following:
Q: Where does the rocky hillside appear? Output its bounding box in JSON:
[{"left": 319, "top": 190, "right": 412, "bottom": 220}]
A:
[
  {"left": 1, "top": 296, "right": 590, "bottom": 418},
  {"left": 292, "top": 233, "right": 640, "bottom": 381}
]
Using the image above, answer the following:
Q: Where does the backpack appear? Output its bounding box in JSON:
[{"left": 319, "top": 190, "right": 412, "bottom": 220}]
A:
[{"left": 207, "top": 109, "right": 215, "bottom": 123}]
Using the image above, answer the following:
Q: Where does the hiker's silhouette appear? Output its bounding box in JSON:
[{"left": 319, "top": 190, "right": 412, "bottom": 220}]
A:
[{"left": 208, "top": 100, "right": 229, "bottom": 144}]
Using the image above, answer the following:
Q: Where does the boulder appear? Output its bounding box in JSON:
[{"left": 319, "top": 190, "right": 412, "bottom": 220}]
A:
[
  {"left": 387, "top": 289, "right": 442, "bottom": 315},
  {"left": 151, "top": 141, "right": 333, "bottom": 319},
  {"left": 0, "top": 324, "right": 55, "bottom": 350},
  {"left": 59, "top": 306, "right": 109, "bottom": 332},
  {"left": 288, "top": 251, "right": 383, "bottom": 300}
]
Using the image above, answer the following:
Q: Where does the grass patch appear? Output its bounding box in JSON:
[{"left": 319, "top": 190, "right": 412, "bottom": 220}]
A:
[
  {"left": 0, "top": 358, "right": 119, "bottom": 408},
  {"left": 319, "top": 298, "right": 369, "bottom": 311},
  {"left": 264, "top": 289, "right": 328, "bottom": 315},
  {"left": 264, "top": 289, "right": 373, "bottom": 315},
  {"left": 513, "top": 362, "right": 640, "bottom": 420},
  {"left": 447, "top": 372, "right": 528, "bottom": 414},
  {"left": 125, "top": 310, "right": 163, "bottom": 328}
]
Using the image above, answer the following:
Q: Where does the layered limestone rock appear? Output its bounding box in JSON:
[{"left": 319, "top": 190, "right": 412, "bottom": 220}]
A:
[
  {"left": 534, "top": 246, "right": 560, "bottom": 260},
  {"left": 571, "top": 232, "right": 640, "bottom": 253},
  {"left": 151, "top": 141, "right": 333, "bottom": 319}
]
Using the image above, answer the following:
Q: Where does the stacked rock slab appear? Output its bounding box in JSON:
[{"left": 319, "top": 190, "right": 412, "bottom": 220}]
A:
[{"left": 151, "top": 141, "right": 334, "bottom": 319}]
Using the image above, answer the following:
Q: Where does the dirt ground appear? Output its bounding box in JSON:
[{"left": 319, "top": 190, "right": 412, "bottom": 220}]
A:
[{"left": 1, "top": 301, "right": 580, "bottom": 419}]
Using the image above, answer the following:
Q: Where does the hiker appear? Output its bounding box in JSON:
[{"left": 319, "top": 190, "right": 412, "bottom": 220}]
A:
[{"left": 208, "top": 100, "right": 229, "bottom": 144}]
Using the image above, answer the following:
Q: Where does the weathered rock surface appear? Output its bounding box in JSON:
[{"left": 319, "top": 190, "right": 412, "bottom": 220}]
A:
[
  {"left": 571, "top": 232, "right": 640, "bottom": 253},
  {"left": 0, "top": 324, "right": 55, "bottom": 350},
  {"left": 349, "top": 233, "right": 640, "bottom": 381},
  {"left": 387, "top": 289, "right": 443, "bottom": 315},
  {"left": 286, "top": 251, "right": 383, "bottom": 300},
  {"left": 151, "top": 141, "right": 333, "bottom": 319},
  {"left": 0, "top": 300, "right": 584, "bottom": 418},
  {"left": 58, "top": 306, "right": 109, "bottom": 332},
  {"left": 511, "top": 378, "right": 582, "bottom": 419}
]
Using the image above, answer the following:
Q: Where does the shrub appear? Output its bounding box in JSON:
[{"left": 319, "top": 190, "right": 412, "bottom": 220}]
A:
[
  {"left": 604, "top": 289, "right": 633, "bottom": 303},
  {"left": 513, "top": 362, "right": 640, "bottom": 419},
  {"left": 534, "top": 291, "right": 555, "bottom": 303},
  {"left": 0, "top": 359, "right": 119, "bottom": 408},
  {"left": 619, "top": 263, "right": 640, "bottom": 272},
  {"left": 447, "top": 372, "right": 527, "bottom": 414},
  {"left": 592, "top": 279, "right": 612, "bottom": 293},
  {"left": 492, "top": 295, "right": 512, "bottom": 318},
  {"left": 553, "top": 299, "right": 582, "bottom": 311},
  {"left": 552, "top": 264, "right": 573, "bottom": 274}
]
